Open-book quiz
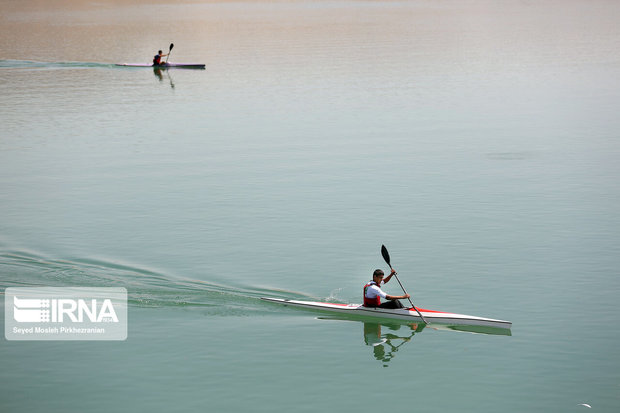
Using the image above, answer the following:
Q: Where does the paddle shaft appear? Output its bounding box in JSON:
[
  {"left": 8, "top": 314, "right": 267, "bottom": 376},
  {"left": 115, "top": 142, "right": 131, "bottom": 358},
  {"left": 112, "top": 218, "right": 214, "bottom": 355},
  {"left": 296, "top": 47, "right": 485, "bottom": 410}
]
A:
[
  {"left": 381, "top": 245, "right": 430, "bottom": 324},
  {"left": 389, "top": 268, "right": 429, "bottom": 324}
]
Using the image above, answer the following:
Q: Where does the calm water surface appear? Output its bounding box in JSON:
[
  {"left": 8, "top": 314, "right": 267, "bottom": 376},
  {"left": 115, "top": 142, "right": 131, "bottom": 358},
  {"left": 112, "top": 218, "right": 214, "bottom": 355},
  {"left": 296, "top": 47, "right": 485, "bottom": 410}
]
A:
[{"left": 1, "top": 0, "right": 619, "bottom": 412}]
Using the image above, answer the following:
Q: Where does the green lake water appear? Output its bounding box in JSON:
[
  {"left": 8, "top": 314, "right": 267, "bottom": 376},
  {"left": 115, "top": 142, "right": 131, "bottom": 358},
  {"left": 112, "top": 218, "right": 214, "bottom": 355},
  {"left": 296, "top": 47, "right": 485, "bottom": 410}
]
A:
[{"left": 1, "top": 0, "right": 619, "bottom": 411}]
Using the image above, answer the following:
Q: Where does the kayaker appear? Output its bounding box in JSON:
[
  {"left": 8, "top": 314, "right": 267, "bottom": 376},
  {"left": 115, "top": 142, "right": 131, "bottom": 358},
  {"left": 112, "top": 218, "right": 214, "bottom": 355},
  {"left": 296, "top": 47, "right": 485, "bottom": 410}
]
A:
[
  {"left": 363, "top": 269, "right": 410, "bottom": 309},
  {"left": 152, "top": 50, "right": 168, "bottom": 66}
]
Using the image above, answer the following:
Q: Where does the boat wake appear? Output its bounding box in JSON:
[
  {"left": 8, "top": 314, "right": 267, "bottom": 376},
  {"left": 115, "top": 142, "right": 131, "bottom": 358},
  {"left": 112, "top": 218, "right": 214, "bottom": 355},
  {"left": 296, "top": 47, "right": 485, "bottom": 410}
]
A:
[
  {"left": 0, "top": 248, "right": 308, "bottom": 316},
  {"left": 0, "top": 59, "right": 116, "bottom": 70}
]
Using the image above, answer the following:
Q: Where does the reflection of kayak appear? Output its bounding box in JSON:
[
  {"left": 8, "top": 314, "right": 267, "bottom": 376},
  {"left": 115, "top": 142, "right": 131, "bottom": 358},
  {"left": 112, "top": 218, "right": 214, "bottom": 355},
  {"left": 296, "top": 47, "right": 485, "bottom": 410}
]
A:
[
  {"left": 318, "top": 315, "right": 511, "bottom": 336},
  {"left": 115, "top": 63, "right": 205, "bottom": 69},
  {"left": 261, "top": 297, "right": 512, "bottom": 330}
]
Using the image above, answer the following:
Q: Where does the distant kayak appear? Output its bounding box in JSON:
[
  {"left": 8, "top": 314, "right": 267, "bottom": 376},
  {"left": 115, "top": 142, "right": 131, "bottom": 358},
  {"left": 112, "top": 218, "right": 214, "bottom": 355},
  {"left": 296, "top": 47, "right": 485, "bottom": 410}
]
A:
[
  {"left": 261, "top": 297, "right": 512, "bottom": 330},
  {"left": 116, "top": 63, "right": 205, "bottom": 69}
]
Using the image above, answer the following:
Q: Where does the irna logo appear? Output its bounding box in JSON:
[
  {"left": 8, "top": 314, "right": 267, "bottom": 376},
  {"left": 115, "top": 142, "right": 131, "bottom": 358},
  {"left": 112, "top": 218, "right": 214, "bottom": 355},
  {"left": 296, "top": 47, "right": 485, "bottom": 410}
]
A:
[
  {"left": 5, "top": 287, "right": 127, "bottom": 341},
  {"left": 13, "top": 296, "right": 119, "bottom": 323}
]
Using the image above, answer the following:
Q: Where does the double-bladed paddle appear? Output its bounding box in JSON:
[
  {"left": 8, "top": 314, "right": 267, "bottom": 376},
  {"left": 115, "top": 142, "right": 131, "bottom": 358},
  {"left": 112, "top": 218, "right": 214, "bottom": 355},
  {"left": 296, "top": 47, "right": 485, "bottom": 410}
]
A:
[
  {"left": 381, "top": 245, "right": 429, "bottom": 324},
  {"left": 165, "top": 43, "right": 174, "bottom": 64}
]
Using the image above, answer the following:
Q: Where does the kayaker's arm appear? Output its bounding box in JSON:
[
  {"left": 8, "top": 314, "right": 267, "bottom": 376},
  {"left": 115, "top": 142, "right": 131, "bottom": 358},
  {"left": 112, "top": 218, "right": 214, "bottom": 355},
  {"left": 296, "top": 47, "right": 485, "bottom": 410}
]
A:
[
  {"left": 386, "top": 293, "right": 410, "bottom": 301},
  {"left": 383, "top": 268, "right": 397, "bottom": 284}
]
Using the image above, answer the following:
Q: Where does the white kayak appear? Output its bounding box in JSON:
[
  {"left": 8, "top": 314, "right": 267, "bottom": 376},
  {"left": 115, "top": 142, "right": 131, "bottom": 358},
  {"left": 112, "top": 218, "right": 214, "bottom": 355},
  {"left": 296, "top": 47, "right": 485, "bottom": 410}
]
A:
[
  {"left": 116, "top": 63, "right": 205, "bottom": 69},
  {"left": 261, "top": 297, "right": 512, "bottom": 330}
]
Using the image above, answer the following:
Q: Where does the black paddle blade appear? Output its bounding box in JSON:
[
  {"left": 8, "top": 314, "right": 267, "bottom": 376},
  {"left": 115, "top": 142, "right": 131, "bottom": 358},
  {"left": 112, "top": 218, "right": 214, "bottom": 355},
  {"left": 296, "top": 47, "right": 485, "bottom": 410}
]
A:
[
  {"left": 381, "top": 244, "right": 391, "bottom": 267},
  {"left": 169, "top": 43, "right": 174, "bottom": 51}
]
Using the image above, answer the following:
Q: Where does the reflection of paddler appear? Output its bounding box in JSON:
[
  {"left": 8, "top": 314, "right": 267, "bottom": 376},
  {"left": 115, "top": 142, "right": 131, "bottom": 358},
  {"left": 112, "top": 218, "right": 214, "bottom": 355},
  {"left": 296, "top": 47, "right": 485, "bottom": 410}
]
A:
[
  {"left": 364, "top": 322, "right": 386, "bottom": 346},
  {"left": 363, "top": 322, "right": 425, "bottom": 367},
  {"left": 152, "top": 67, "right": 175, "bottom": 89},
  {"left": 153, "top": 67, "right": 164, "bottom": 80},
  {"left": 364, "top": 322, "right": 424, "bottom": 344}
]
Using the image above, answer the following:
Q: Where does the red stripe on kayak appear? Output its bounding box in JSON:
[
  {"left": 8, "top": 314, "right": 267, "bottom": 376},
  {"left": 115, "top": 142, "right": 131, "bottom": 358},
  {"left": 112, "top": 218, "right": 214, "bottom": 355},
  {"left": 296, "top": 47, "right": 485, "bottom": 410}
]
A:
[{"left": 406, "top": 308, "right": 446, "bottom": 314}]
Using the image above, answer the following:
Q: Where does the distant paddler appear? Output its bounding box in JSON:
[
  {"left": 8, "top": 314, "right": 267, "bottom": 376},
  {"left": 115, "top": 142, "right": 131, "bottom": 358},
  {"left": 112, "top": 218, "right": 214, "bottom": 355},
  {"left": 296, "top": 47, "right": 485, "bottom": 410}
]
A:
[
  {"left": 152, "top": 50, "right": 168, "bottom": 66},
  {"left": 153, "top": 43, "right": 173, "bottom": 66}
]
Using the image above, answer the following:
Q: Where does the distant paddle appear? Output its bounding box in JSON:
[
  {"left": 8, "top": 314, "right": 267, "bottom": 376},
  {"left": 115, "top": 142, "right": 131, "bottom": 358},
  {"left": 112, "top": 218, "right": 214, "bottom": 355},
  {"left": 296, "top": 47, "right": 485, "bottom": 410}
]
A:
[
  {"left": 381, "top": 245, "right": 429, "bottom": 324},
  {"left": 165, "top": 43, "right": 174, "bottom": 64}
]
